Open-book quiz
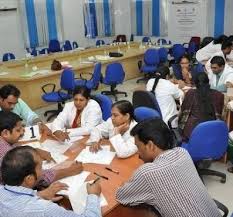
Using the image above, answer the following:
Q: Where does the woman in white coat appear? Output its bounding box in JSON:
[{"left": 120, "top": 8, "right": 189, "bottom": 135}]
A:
[
  {"left": 51, "top": 86, "right": 102, "bottom": 141},
  {"left": 89, "top": 100, "right": 138, "bottom": 158}
]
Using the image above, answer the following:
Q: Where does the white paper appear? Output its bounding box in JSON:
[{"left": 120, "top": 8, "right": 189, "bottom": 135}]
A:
[
  {"left": 40, "top": 139, "right": 73, "bottom": 154},
  {"left": 0, "top": 72, "right": 9, "bottom": 76},
  {"left": 22, "top": 141, "right": 42, "bottom": 149},
  {"left": 75, "top": 146, "right": 115, "bottom": 165},
  {"left": 19, "top": 125, "right": 40, "bottom": 142},
  {"left": 69, "top": 181, "right": 108, "bottom": 214},
  {"left": 57, "top": 171, "right": 90, "bottom": 196}
]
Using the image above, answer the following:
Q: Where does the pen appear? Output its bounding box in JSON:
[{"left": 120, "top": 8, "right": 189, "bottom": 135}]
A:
[
  {"left": 90, "top": 177, "right": 100, "bottom": 186},
  {"left": 105, "top": 167, "right": 119, "bottom": 174},
  {"left": 94, "top": 172, "right": 109, "bottom": 180}
]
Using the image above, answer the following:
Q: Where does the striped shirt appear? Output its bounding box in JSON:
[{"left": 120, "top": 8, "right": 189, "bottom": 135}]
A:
[
  {"left": 0, "top": 185, "right": 101, "bottom": 217},
  {"left": 116, "top": 147, "right": 221, "bottom": 217},
  {"left": 0, "top": 137, "right": 55, "bottom": 185}
]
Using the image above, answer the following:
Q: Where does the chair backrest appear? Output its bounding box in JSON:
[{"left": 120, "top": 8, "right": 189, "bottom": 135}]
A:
[
  {"left": 185, "top": 120, "right": 228, "bottom": 161},
  {"left": 104, "top": 62, "right": 125, "bottom": 84},
  {"left": 49, "top": 39, "right": 61, "bottom": 53},
  {"left": 132, "top": 90, "right": 162, "bottom": 118},
  {"left": 31, "top": 48, "right": 38, "bottom": 57},
  {"left": 187, "top": 41, "right": 196, "bottom": 55},
  {"left": 134, "top": 106, "right": 161, "bottom": 122},
  {"left": 63, "top": 40, "right": 72, "bottom": 51},
  {"left": 172, "top": 44, "right": 186, "bottom": 62},
  {"left": 189, "top": 36, "right": 201, "bottom": 50},
  {"left": 60, "top": 69, "right": 76, "bottom": 92},
  {"left": 73, "top": 41, "right": 79, "bottom": 49},
  {"left": 158, "top": 48, "right": 168, "bottom": 63},
  {"left": 157, "top": 38, "right": 167, "bottom": 45},
  {"left": 39, "top": 48, "right": 49, "bottom": 55},
  {"left": 89, "top": 62, "right": 102, "bottom": 89},
  {"left": 2, "top": 53, "right": 15, "bottom": 62},
  {"left": 144, "top": 49, "right": 160, "bottom": 66},
  {"left": 142, "top": 36, "right": 151, "bottom": 43},
  {"left": 93, "top": 94, "right": 112, "bottom": 121},
  {"left": 116, "top": 35, "right": 126, "bottom": 42},
  {"left": 96, "top": 40, "right": 105, "bottom": 46}
]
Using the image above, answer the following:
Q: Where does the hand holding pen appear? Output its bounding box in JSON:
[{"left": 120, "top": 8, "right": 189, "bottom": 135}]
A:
[{"left": 87, "top": 177, "right": 101, "bottom": 196}]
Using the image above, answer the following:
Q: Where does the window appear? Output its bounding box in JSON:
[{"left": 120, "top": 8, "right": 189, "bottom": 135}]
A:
[
  {"left": 130, "top": 0, "right": 168, "bottom": 36},
  {"left": 19, "top": 0, "right": 63, "bottom": 48},
  {"left": 83, "top": 0, "right": 115, "bottom": 38}
]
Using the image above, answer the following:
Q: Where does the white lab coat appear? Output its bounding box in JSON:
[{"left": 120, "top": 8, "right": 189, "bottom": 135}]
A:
[
  {"left": 208, "top": 64, "right": 233, "bottom": 92},
  {"left": 146, "top": 78, "right": 184, "bottom": 124},
  {"left": 196, "top": 41, "right": 221, "bottom": 63},
  {"left": 88, "top": 118, "right": 138, "bottom": 158},
  {"left": 51, "top": 99, "right": 103, "bottom": 136}
]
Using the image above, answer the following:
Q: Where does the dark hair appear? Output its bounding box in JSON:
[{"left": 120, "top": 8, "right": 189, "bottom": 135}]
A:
[
  {"left": 0, "top": 111, "right": 22, "bottom": 134},
  {"left": 210, "top": 56, "right": 225, "bottom": 66},
  {"left": 228, "top": 35, "right": 233, "bottom": 43},
  {"left": 194, "top": 73, "right": 216, "bottom": 121},
  {"left": 130, "top": 118, "right": 174, "bottom": 150},
  {"left": 151, "top": 66, "right": 170, "bottom": 90},
  {"left": 112, "top": 100, "right": 135, "bottom": 121},
  {"left": 179, "top": 54, "right": 191, "bottom": 64},
  {"left": 221, "top": 40, "right": 232, "bottom": 50},
  {"left": 213, "top": 35, "right": 228, "bottom": 44},
  {"left": 1, "top": 146, "right": 37, "bottom": 186},
  {"left": 0, "top": 84, "right": 20, "bottom": 99},
  {"left": 73, "top": 86, "right": 91, "bottom": 99}
]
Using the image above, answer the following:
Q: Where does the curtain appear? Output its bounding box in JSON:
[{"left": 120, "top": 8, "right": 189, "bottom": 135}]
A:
[{"left": 83, "top": 0, "right": 114, "bottom": 38}]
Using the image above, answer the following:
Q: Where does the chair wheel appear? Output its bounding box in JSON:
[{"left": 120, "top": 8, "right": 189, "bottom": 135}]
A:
[{"left": 220, "top": 178, "right": 226, "bottom": 183}]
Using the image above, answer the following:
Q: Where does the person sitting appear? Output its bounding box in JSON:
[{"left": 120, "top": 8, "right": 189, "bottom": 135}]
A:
[
  {"left": 179, "top": 73, "right": 224, "bottom": 142},
  {"left": 205, "top": 39, "right": 232, "bottom": 73},
  {"left": 51, "top": 86, "right": 102, "bottom": 141},
  {"left": 116, "top": 118, "right": 221, "bottom": 217},
  {"left": 0, "top": 111, "right": 83, "bottom": 200},
  {"left": 146, "top": 66, "right": 184, "bottom": 124},
  {"left": 89, "top": 100, "right": 137, "bottom": 158},
  {"left": 208, "top": 56, "right": 233, "bottom": 92},
  {"left": 0, "top": 146, "right": 102, "bottom": 217}
]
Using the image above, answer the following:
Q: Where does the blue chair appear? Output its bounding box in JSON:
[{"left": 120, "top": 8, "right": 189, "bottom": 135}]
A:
[
  {"left": 134, "top": 107, "right": 161, "bottom": 122},
  {"left": 2, "top": 53, "right": 15, "bottom": 62},
  {"left": 137, "top": 49, "right": 160, "bottom": 83},
  {"left": 39, "top": 48, "right": 49, "bottom": 55},
  {"left": 63, "top": 40, "right": 72, "bottom": 51},
  {"left": 41, "top": 68, "right": 76, "bottom": 121},
  {"left": 73, "top": 41, "right": 79, "bottom": 49},
  {"left": 142, "top": 36, "right": 151, "bottom": 43},
  {"left": 94, "top": 94, "right": 112, "bottom": 121},
  {"left": 101, "top": 62, "right": 127, "bottom": 101},
  {"left": 158, "top": 48, "right": 168, "bottom": 64},
  {"left": 157, "top": 38, "right": 167, "bottom": 45},
  {"left": 31, "top": 48, "right": 38, "bottom": 57},
  {"left": 171, "top": 44, "right": 186, "bottom": 63},
  {"left": 75, "top": 62, "right": 102, "bottom": 90},
  {"left": 96, "top": 40, "right": 105, "bottom": 46},
  {"left": 182, "top": 120, "right": 228, "bottom": 183},
  {"left": 48, "top": 39, "right": 61, "bottom": 53}
]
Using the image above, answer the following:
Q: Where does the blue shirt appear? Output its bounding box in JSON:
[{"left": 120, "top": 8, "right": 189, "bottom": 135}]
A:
[{"left": 0, "top": 185, "right": 101, "bottom": 217}]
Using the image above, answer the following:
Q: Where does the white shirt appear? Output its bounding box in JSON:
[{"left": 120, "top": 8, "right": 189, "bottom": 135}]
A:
[
  {"left": 146, "top": 78, "right": 184, "bottom": 124},
  {"left": 208, "top": 64, "right": 233, "bottom": 92},
  {"left": 88, "top": 118, "right": 138, "bottom": 158},
  {"left": 51, "top": 99, "right": 102, "bottom": 137},
  {"left": 196, "top": 41, "right": 221, "bottom": 62}
]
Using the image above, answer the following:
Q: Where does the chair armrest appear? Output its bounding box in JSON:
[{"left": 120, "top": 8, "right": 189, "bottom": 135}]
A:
[
  {"left": 57, "top": 89, "right": 69, "bottom": 101},
  {"left": 138, "top": 60, "right": 142, "bottom": 71},
  {"left": 214, "top": 199, "right": 229, "bottom": 217},
  {"left": 168, "top": 114, "right": 178, "bottom": 129},
  {"left": 41, "top": 83, "right": 56, "bottom": 94}
]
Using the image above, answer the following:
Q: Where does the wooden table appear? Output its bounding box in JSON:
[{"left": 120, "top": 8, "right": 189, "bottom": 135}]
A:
[{"left": 0, "top": 43, "right": 145, "bottom": 109}]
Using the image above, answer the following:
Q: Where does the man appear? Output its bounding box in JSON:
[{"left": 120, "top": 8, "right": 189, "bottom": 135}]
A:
[
  {"left": 208, "top": 56, "right": 233, "bottom": 92},
  {"left": 116, "top": 118, "right": 221, "bottom": 217},
  {"left": 0, "top": 146, "right": 102, "bottom": 217},
  {"left": 205, "top": 40, "right": 233, "bottom": 73},
  {"left": 0, "top": 111, "right": 83, "bottom": 200}
]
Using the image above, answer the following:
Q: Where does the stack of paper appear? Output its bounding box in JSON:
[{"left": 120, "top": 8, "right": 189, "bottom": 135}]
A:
[{"left": 75, "top": 146, "right": 116, "bottom": 165}]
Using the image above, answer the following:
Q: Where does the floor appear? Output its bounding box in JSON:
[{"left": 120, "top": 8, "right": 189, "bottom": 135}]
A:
[{"left": 35, "top": 78, "right": 233, "bottom": 216}]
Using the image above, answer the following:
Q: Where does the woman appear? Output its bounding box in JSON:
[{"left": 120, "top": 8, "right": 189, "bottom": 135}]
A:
[
  {"left": 147, "top": 66, "right": 184, "bottom": 124},
  {"left": 179, "top": 73, "right": 224, "bottom": 142},
  {"left": 51, "top": 86, "right": 102, "bottom": 141},
  {"left": 89, "top": 100, "right": 137, "bottom": 158}
]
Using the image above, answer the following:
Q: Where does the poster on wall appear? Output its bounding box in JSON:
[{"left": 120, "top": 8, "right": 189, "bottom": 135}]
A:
[{"left": 168, "top": 0, "right": 205, "bottom": 43}]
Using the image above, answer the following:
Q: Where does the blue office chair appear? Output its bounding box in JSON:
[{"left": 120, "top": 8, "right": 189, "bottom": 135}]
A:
[
  {"left": 41, "top": 68, "right": 76, "bottom": 121},
  {"left": 101, "top": 62, "right": 127, "bottom": 101},
  {"left": 134, "top": 106, "right": 161, "bottom": 122},
  {"left": 93, "top": 94, "right": 112, "bottom": 121},
  {"left": 75, "top": 62, "right": 102, "bottom": 90},
  {"left": 137, "top": 49, "right": 160, "bottom": 83},
  {"left": 48, "top": 39, "right": 61, "bottom": 53},
  {"left": 158, "top": 48, "right": 168, "bottom": 65},
  {"left": 96, "top": 40, "right": 105, "bottom": 46},
  {"left": 2, "top": 53, "right": 15, "bottom": 62},
  {"left": 31, "top": 48, "right": 38, "bottom": 57},
  {"left": 157, "top": 38, "right": 167, "bottom": 45},
  {"left": 63, "top": 40, "right": 72, "bottom": 51},
  {"left": 73, "top": 41, "right": 79, "bottom": 49},
  {"left": 182, "top": 120, "right": 228, "bottom": 183},
  {"left": 142, "top": 36, "right": 151, "bottom": 43},
  {"left": 171, "top": 44, "right": 186, "bottom": 63},
  {"left": 39, "top": 48, "right": 49, "bottom": 55}
]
